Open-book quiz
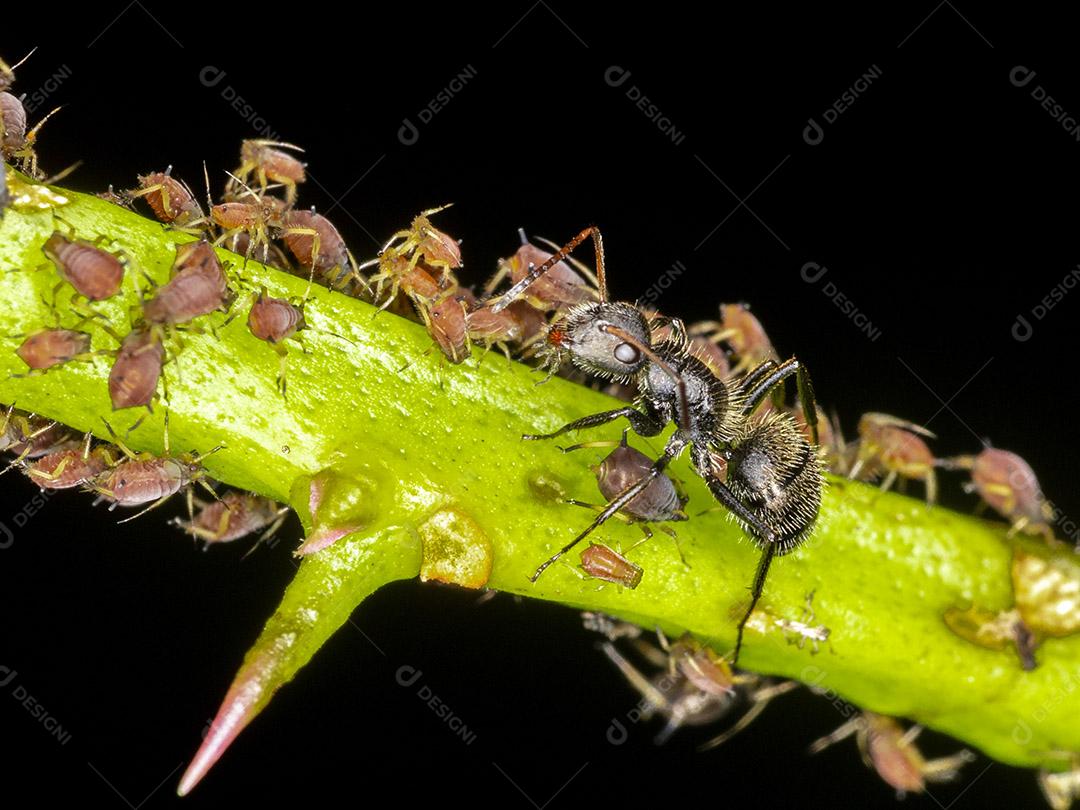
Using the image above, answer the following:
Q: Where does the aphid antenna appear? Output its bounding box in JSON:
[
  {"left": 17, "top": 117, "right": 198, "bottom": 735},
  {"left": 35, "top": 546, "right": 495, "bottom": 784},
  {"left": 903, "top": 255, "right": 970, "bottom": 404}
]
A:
[
  {"left": 697, "top": 680, "right": 798, "bottom": 751},
  {"left": 490, "top": 225, "right": 608, "bottom": 313},
  {"left": 40, "top": 160, "right": 83, "bottom": 186},
  {"left": 2, "top": 46, "right": 38, "bottom": 78}
]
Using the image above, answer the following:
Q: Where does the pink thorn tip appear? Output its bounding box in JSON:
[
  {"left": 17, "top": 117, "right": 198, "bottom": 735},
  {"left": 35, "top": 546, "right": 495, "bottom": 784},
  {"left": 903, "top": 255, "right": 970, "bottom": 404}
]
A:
[
  {"left": 294, "top": 524, "right": 358, "bottom": 556},
  {"left": 176, "top": 652, "right": 272, "bottom": 796}
]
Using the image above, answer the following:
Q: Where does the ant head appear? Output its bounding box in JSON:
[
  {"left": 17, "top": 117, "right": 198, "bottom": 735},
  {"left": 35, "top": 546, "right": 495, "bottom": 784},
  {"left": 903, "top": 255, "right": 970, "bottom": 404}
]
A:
[{"left": 548, "top": 302, "right": 651, "bottom": 381}]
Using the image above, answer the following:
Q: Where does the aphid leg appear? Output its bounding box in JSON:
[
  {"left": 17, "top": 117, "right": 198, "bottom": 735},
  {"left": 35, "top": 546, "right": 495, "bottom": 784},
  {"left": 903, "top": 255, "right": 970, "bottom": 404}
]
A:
[
  {"left": 808, "top": 716, "right": 863, "bottom": 754},
  {"left": 697, "top": 682, "right": 797, "bottom": 751},
  {"left": 530, "top": 435, "right": 687, "bottom": 582},
  {"left": 878, "top": 469, "right": 899, "bottom": 494},
  {"left": 599, "top": 641, "right": 671, "bottom": 714}
]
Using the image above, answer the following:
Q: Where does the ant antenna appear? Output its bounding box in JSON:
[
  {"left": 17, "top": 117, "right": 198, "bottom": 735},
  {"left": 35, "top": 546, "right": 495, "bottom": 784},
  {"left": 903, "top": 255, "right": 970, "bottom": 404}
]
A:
[{"left": 491, "top": 226, "right": 607, "bottom": 313}]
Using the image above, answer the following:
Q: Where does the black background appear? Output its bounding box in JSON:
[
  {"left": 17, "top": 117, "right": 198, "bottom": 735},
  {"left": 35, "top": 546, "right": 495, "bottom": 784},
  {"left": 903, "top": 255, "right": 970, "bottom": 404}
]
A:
[{"left": 2, "top": 4, "right": 1078, "bottom": 808}]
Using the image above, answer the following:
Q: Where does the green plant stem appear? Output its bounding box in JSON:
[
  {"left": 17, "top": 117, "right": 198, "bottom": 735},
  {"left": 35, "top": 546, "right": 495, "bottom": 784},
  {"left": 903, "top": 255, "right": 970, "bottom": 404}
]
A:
[{"left": 1, "top": 173, "right": 1078, "bottom": 794}]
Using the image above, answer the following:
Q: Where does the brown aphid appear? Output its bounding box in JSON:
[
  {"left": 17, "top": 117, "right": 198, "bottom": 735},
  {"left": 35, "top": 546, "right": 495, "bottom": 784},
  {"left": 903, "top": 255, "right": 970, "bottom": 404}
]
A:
[
  {"left": 849, "top": 412, "right": 938, "bottom": 504},
  {"left": 211, "top": 191, "right": 287, "bottom": 265},
  {"left": 465, "top": 295, "right": 548, "bottom": 359},
  {"left": 810, "top": 712, "right": 975, "bottom": 798},
  {"left": 944, "top": 447, "right": 1055, "bottom": 541},
  {"left": 89, "top": 417, "right": 222, "bottom": 521},
  {"left": 380, "top": 204, "right": 462, "bottom": 279},
  {"left": 0, "top": 91, "right": 26, "bottom": 153},
  {"left": 233, "top": 140, "right": 306, "bottom": 204},
  {"left": 579, "top": 543, "right": 644, "bottom": 588},
  {"left": 423, "top": 291, "right": 471, "bottom": 364},
  {"left": 26, "top": 437, "right": 115, "bottom": 490},
  {"left": 143, "top": 240, "right": 233, "bottom": 325},
  {"left": 247, "top": 290, "right": 306, "bottom": 396},
  {"left": 689, "top": 303, "right": 778, "bottom": 376},
  {"left": 485, "top": 228, "right": 599, "bottom": 312},
  {"left": 280, "top": 207, "right": 361, "bottom": 290},
  {"left": 42, "top": 230, "right": 125, "bottom": 302},
  {"left": 172, "top": 491, "right": 289, "bottom": 546},
  {"left": 15, "top": 327, "right": 93, "bottom": 371},
  {"left": 364, "top": 250, "right": 448, "bottom": 311},
  {"left": 131, "top": 167, "right": 203, "bottom": 227},
  {"left": 1, "top": 406, "right": 68, "bottom": 459},
  {"left": 108, "top": 326, "right": 165, "bottom": 410}
]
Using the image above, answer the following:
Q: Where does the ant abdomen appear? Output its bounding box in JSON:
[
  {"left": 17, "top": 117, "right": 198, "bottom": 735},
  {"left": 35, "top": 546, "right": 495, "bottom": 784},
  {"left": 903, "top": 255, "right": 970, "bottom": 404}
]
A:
[{"left": 721, "top": 412, "right": 823, "bottom": 553}]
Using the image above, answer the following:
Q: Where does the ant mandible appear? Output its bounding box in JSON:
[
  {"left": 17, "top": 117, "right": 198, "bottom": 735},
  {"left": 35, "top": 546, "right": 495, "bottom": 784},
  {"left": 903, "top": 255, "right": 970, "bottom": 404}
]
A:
[{"left": 488, "top": 226, "right": 824, "bottom": 664}]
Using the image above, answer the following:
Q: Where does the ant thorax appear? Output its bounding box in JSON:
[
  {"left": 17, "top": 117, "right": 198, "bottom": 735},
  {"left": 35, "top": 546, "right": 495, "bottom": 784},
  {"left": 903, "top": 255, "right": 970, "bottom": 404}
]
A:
[{"left": 642, "top": 320, "right": 744, "bottom": 444}]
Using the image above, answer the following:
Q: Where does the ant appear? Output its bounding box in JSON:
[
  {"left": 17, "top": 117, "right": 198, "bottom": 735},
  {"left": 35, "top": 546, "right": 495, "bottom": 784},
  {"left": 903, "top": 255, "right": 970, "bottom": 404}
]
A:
[{"left": 486, "top": 226, "right": 823, "bottom": 664}]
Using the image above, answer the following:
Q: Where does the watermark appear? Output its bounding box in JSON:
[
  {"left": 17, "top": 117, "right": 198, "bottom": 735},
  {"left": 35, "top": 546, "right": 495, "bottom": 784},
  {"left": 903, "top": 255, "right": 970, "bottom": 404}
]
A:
[
  {"left": 0, "top": 665, "right": 73, "bottom": 745},
  {"left": 395, "top": 665, "right": 477, "bottom": 745},
  {"left": 604, "top": 66, "right": 686, "bottom": 146},
  {"left": 605, "top": 667, "right": 680, "bottom": 745},
  {"left": 1009, "top": 66, "right": 1080, "bottom": 142},
  {"left": 198, "top": 66, "right": 282, "bottom": 140},
  {"left": 802, "top": 665, "right": 861, "bottom": 722},
  {"left": 397, "top": 65, "right": 478, "bottom": 146},
  {"left": 803, "top": 64, "right": 883, "bottom": 146},
  {"left": 1011, "top": 667, "right": 1080, "bottom": 745},
  {"left": 1011, "top": 266, "right": 1080, "bottom": 341},
  {"left": 638, "top": 260, "right": 687, "bottom": 308},
  {"left": 22, "top": 64, "right": 72, "bottom": 115},
  {"left": 2, "top": 487, "right": 60, "bottom": 549},
  {"left": 800, "top": 262, "right": 882, "bottom": 342}
]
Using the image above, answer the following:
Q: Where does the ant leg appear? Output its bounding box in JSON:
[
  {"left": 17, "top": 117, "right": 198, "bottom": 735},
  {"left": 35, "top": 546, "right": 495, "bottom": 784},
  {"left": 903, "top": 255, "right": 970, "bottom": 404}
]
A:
[
  {"left": 523, "top": 406, "right": 664, "bottom": 441},
  {"left": 732, "top": 544, "right": 776, "bottom": 665},
  {"left": 530, "top": 435, "right": 687, "bottom": 581},
  {"left": 741, "top": 358, "right": 819, "bottom": 445}
]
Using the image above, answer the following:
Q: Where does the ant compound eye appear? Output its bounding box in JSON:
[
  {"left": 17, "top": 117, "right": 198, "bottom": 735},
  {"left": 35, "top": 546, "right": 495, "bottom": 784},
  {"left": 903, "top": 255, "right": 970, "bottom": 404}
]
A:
[{"left": 614, "top": 342, "right": 640, "bottom": 364}]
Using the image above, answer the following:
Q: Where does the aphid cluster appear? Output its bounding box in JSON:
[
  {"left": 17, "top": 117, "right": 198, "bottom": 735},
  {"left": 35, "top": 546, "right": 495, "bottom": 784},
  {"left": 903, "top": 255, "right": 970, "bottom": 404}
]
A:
[{"left": 0, "top": 48, "right": 59, "bottom": 180}]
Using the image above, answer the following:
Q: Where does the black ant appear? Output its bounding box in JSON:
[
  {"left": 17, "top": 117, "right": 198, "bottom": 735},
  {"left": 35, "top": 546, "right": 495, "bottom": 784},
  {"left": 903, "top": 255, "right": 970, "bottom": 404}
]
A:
[{"left": 487, "top": 226, "right": 823, "bottom": 664}]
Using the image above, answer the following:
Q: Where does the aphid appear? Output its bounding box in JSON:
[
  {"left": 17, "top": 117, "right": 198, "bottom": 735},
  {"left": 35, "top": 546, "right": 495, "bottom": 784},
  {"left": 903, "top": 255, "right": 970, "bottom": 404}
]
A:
[
  {"left": 848, "top": 412, "right": 937, "bottom": 504},
  {"left": 484, "top": 228, "right": 599, "bottom": 312},
  {"left": 24, "top": 435, "right": 115, "bottom": 490},
  {"left": 42, "top": 229, "right": 126, "bottom": 302},
  {"left": 1039, "top": 759, "right": 1080, "bottom": 810},
  {"left": 485, "top": 225, "right": 822, "bottom": 663},
  {"left": 108, "top": 325, "right": 165, "bottom": 411},
  {"left": 14, "top": 327, "right": 93, "bottom": 371},
  {"left": 579, "top": 543, "right": 644, "bottom": 588},
  {"left": 1, "top": 406, "right": 68, "bottom": 460},
  {"left": 810, "top": 712, "right": 975, "bottom": 798},
  {"left": 423, "top": 291, "right": 470, "bottom": 364},
  {"left": 280, "top": 207, "right": 362, "bottom": 290},
  {"left": 232, "top": 140, "right": 306, "bottom": 205},
  {"left": 744, "top": 589, "right": 832, "bottom": 653},
  {"left": 463, "top": 295, "right": 548, "bottom": 360},
  {"left": 210, "top": 186, "right": 287, "bottom": 266},
  {"left": 97, "top": 184, "right": 133, "bottom": 208},
  {"left": 559, "top": 430, "right": 689, "bottom": 553},
  {"left": 0, "top": 93, "right": 60, "bottom": 179},
  {"left": 171, "top": 491, "right": 289, "bottom": 546},
  {"left": 942, "top": 447, "right": 1055, "bottom": 541},
  {"left": 688, "top": 303, "right": 778, "bottom": 376},
  {"left": 247, "top": 290, "right": 307, "bottom": 396},
  {"left": 142, "top": 240, "right": 234, "bottom": 326},
  {"left": 88, "top": 416, "right": 222, "bottom": 522},
  {"left": 601, "top": 630, "right": 796, "bottom": 747},
  {"left": 130, "top": 167, "right": 203, "bottom": 228},
  {"left": 380, "top": 204, "right": 462, "bottom": 280}
]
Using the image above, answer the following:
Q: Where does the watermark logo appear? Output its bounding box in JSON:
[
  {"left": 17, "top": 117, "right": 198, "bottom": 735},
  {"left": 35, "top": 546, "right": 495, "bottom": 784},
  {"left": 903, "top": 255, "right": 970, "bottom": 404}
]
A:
[
  {"left": 22, "top": 64, "right": 72, "bottom": 115},
  {"left": 0, "top": 665, "right": 72, "bottom": 745},
  {"left": 638, "top": 260, "right": 687, "bottom": 307},
  {"left": 604, "top": 66, "right": 686, "bottom": 146},
  {"left": 803, "top": 65, "right": 883, "bottom": 146},
  {"left": 198, "top": 66, "right": 281, "bottom": 140},
  {"left": 395, "top": 665, "right": 477, "bottom": 745},
  {"left": 1011, "top": 266, "right": 1080, "bottom": 341},
  {"left": 0, "top": 520, "right": 13, "bottom": 550},
  {"left": 800, "top": 261, "right": 882, "bottom": 342},
  {"left": 1010, "top": 66, "right": 1080, "bottom": 142},
  {"left": 398, "top": 65, "right": 478, "bottom": 146}
]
